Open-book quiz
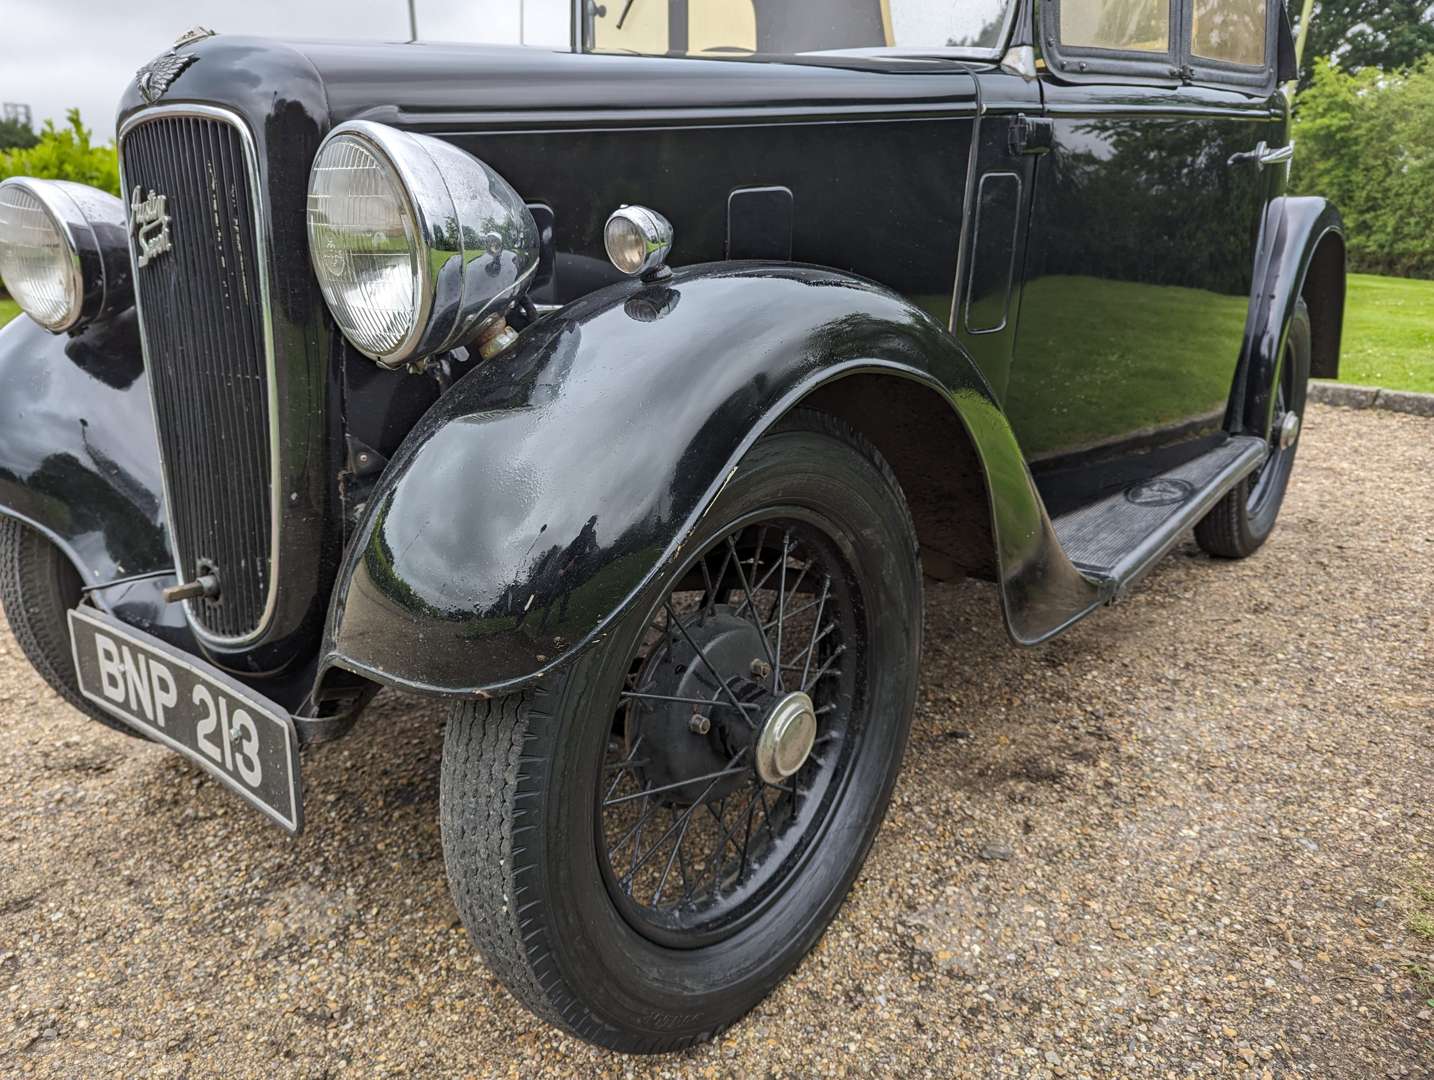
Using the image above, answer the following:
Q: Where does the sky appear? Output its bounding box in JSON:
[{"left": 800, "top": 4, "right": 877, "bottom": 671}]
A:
[{"left": 1, "top": 0, "right": 571, "bottom": 140}]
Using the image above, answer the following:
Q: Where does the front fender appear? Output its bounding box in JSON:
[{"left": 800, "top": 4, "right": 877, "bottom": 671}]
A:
[
  {"left": 0, "top": 310, "right": 191, "bottom": 641},
  {"left": 0, "top": 312, "right": 173, "bottom": 581},
  {"left": 322, "top": 263, "right": 1100, "bottom": 696}
]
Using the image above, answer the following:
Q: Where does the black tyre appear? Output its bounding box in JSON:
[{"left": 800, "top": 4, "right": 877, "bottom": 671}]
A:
[
  {"left": 439, "top": 410, "right": 922, "bottom": 1052},
  {"left": 0, "top": 517, "right": 141, "bottom": 737},
  {"left": 1195, "top": 299, "right": 1311, "bottom": 559}
]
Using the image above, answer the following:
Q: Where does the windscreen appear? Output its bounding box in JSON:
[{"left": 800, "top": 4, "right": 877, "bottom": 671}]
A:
[{"left": 586, "top": 0, "right": 1014, "bottom": 58}]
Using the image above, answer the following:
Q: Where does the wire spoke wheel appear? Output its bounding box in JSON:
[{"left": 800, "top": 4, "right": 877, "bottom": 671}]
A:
[
  {"left": 439, "top": 412, "right": 921, "bottom": 1051},
  {"left": 596, "top": 514, "right": 866, "bottom": 947}
]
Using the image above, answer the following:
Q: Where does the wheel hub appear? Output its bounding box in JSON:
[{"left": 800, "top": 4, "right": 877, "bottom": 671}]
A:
[
  {"left": 754, "top": 691, "right": 817, "bottom": 785},
  {"left": 1278, "top": 411, "right": 1300, "bottom": 449},
  {"left": 630, "top": 606, "right": 770, "bottom": 806}
]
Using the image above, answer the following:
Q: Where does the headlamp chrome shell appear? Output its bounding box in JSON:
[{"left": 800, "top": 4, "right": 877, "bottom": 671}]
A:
[
  {"left": 0, "top": 177, "right": 132, "bottom": 334},
  {"left": 306, "top": 120, "right": 540, "bottom": 369}
]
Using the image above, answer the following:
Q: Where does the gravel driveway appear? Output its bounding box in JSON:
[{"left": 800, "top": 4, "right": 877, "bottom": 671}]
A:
[{"left": 1, "top": 403, "right": 1430, "bottom": 1079}]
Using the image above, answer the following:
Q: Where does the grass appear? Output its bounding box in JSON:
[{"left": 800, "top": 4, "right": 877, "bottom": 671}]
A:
[
  {"left": 1403, "top": 859, "right": 1434, "bottom": 1008},
  {"left": 1335, "top": 273, "right": 1434, "bottom": 393},
  {"left": 0, "top": 297, "right": 18, "bottom": 328}
]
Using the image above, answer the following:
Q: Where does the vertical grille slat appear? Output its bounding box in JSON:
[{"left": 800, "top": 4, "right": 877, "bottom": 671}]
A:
[{"left": 122, "top": 113, "right": 273, "bottom": 640}]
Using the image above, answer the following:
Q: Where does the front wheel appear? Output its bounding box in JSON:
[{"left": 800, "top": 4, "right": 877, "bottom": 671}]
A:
[
  {"left": 439, "top": 411, "right": 922, "bottom": 1052},
  {"left": 1195, "top": 299, "right": 1311, "bottom": 559}
]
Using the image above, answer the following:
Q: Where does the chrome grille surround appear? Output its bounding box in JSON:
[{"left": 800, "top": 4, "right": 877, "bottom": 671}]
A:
[{"left": 118, "top": 104, "right": 281, "bottom": 645}]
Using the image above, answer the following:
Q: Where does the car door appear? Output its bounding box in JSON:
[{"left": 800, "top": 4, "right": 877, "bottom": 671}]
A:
[{"left": 1003, "top": 0, "right": 1287, "bottom": 513}]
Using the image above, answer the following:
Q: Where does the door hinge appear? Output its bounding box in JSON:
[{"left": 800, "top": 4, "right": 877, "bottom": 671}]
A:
[{"left": 1009, "top": 114, "right": 1054, "bottom": 157}]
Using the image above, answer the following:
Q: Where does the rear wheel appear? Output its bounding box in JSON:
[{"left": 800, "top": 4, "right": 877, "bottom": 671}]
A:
[
  {"left": 0, "top": 517, "right": 141, "bottom": 737},
  {"left": 1195, "top": 299, "right": 1311, "bottom": 559},
  {"left": 439, "top": 411, "right": 922, "bottom": 1052}
]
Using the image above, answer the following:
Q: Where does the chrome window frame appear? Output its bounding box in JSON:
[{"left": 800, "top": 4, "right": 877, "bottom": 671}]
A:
[{"left": 117, "top": 103, "right": 283, "bottom": 648}]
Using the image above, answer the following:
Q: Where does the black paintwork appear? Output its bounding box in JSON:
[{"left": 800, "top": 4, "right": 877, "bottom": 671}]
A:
[
  {"left": 321, "top": 264, "right": 1101, "bottom": 696},
  {"left": 0, "top": 3, "right": 1345, "bottom": 721}
]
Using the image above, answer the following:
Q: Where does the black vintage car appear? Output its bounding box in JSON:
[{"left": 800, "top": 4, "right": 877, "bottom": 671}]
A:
[{"left": 0, "top": 0, "right": 1343, "bottom": 1053}]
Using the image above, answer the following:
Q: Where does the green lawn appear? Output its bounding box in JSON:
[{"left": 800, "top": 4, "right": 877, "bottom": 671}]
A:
[
  {"left": 1335, "top": 273, "right": 1434, "bottom": 393},
  {"left": 0, "top": 297, "right": 18, "bottom": 328}
]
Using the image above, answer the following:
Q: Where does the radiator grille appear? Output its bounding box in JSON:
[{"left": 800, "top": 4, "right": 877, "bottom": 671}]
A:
[{"left": 121, "top": 112, "right": 273, "bottom": 640}]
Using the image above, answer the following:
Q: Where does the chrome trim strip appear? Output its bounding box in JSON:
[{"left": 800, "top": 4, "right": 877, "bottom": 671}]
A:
[{"left": 117, "top": 103, "right": 282, "bottom": 648}]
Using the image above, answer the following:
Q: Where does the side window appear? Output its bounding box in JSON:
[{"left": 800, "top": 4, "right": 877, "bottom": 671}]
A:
[
  {"left": 587, "top": 0, "right": 1015, "bottom": 58},
  {"left": 592, "top": 0, "right": 759, "bottom": 56},
  {"left": 1190, "top": 0, "right": 1267, "bottom": 66},
  {"left": 1059, "top": 0, "right": 1171, "bottom": 53},
  {"left": 1044, "top": 0, "right": 1274, "bottom": 88}
]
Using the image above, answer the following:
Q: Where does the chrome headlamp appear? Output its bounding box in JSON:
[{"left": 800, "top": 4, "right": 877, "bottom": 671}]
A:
[
  {"left": 604, "top": 205, "right": 673, "bottom": 278},
  {"left": 0, "top": 178, "right": 132, "bottom": 334},
  {"left": 305, "top": 120, "right": 539, "bottom": 369}
]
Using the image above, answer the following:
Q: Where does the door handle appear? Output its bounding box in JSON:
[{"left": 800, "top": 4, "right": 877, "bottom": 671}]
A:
[{"left": 1228, "top": 141, "right": 1294, "bottom": 168}]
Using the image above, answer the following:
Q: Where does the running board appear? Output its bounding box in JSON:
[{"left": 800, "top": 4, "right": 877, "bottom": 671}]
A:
[{"left": 1052, "top": 435, "right": 1268, "bottom": 595}]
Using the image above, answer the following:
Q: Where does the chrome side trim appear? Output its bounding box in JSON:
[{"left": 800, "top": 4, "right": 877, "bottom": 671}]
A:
[{"left": 117, "top": 103, "right": 282, "bottom": 648}]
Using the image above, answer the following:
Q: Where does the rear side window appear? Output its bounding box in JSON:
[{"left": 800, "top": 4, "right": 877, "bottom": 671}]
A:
[
  {"left": 1043, "top": 0, "right": 1274, "bottom": 89},
  {"left": 1190, "top": 0, "right": 1266, "bottom": 65}
]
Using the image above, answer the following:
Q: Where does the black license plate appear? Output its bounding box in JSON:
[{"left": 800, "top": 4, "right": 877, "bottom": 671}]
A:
[{"left": 67, "top": 606, "right": 302, "bottom": 833}]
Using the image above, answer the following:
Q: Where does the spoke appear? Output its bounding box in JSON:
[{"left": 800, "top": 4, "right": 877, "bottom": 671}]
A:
[
  {"left": 622, "top": 757, "right": 743, "bottom": 885},
  {"left": 771, "top": 532, "right": 792, "bottom": 692},
  {"left": 760, "top": 596, "right": 823, "bottom": 633},
  {"left": 620, "top": 690, "right": 757, "bottom": 713},
  {"left": 608, "top": 785, "right": 660, "bottom": 866},
  {"left": 664, "top": 602, "right": 752, "bottom": 719},
  {"left": 653, "top": 806, "right": 693, "bottom": 906},
  {"left": 801, "top": 643, "right": 847, "bottom": 694},
  {"left": 603, "top": 755, "right": 748, "bottom": 807},
  {"left": 603, "top": 733, "right": 645, "bottom": 802},
  {"left": 726, "top": 535, "right": 776, "bottom": 667},
  {"left": 603, "top": 757, "right": 650, "bottom": 771},
  {"left": 676, "top": 816, "right": 696, "bottom": 901},
  {"left": 737, "top": 527, "right": 783, "bottom": 617},
  {"left": 628, "top": 795, "right": 652, "bottom": 881},
  {"left": 785, "top": 621, "right": 835, "bottom": 676},
  {"left": 777, "top": 556, "right": 815, "bottom": 631},
  {"left": 698, "top": 556, "right": 717, "bottom": 612},
  {"left": 757, "top": 785, "right": 778, "bottom": 843},
  {"left": 801, "top": 577, "right": 832, "bottom": 686},
  {"left": 698, "top": 792, "right": 755, "bottom": 895},
  {"left": 702, "top": 541, "right": 736, "bottom": 615},
  {"left": 738, "top": 780, "right": 759, "bottom": 877}
]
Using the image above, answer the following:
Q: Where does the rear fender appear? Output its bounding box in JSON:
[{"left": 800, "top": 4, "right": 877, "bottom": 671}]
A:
[
  {"left": 321, "top": 263, "right": 1103, "bottom": 697},
  {"left": 1235, "top": 196, "right": 1345, "bottom": 437}
]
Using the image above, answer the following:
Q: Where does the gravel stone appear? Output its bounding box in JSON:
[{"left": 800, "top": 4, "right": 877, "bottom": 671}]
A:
[{"left": 0, "top": 403, "right": 1430, "bottom": 1077}]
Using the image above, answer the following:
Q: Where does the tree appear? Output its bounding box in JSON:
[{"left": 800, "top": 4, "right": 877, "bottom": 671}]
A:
[
  {"left": 1296, "top": 0, "right": 1434, "bottom": 88},
  {"left": 1290, "top": 57, "right": 1434, "bottom": 277},
  {"left": 0, "top": 117, "right": 38, "bottom": 151},
  {"left": 0, "top": 109, "right": 119, "bottom": 196}
]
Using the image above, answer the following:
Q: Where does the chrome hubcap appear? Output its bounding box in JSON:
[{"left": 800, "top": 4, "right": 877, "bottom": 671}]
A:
[
  {"left": 755, "top": 691, "right": 817, "bottom": 785},
  {"left": 1278, "top": 411, "right": 1301, "bottom": 450}
]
